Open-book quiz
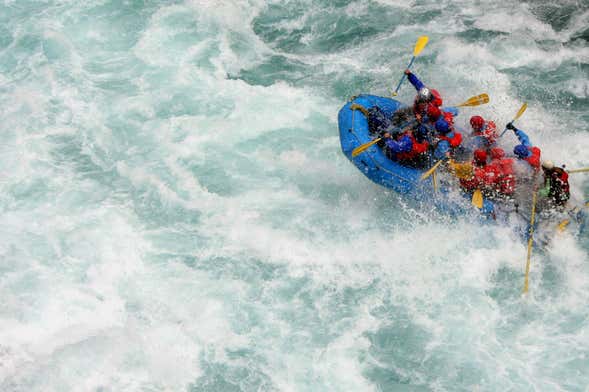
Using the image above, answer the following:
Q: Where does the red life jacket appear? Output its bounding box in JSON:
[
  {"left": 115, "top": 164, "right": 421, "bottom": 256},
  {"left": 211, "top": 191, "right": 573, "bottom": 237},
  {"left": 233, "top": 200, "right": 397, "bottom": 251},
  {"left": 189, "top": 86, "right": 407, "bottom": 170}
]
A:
[
  {"left": 396, "top": 133, "right": 429, "bottom": 161},
  {"left": 548, "top": 168, "right": 570, "bottom": 203},
  {"left": 473, "top": 121, "right": 498, "bottom": 146},
  {"left": 524, "top": 147, "right": 541, "bottom": 170},
  {"left": 438, "top": 131, "right": 463, "bottom": 148},
  {"left": 488, "top": 157, "right": 516, "bottom": 195},
  {"left": 443, "top": 111, "right": 454, "bottom": 126},
  {"left": 431, "top": 89, "right": 443, "bottom": 107},
  {"left": 460, "top": 167, "right": 485, "bottom": 191},
  {"left": 483, "top": 121, "right": 497, "bottom": 144}
]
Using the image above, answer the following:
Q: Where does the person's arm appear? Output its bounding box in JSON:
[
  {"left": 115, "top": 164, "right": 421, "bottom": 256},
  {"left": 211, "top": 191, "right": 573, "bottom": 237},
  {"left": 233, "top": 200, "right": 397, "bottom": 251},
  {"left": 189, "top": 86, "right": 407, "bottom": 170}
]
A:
[
  {"left": 385, "top": 135, "right": 413, "bottom": 153},
  {"left": 405, "top": 70, "right": 425, "bottom": 91},
  {"left": 507, "top": 122, "right": 531, "bottom": 147},
  {"left": 434, "top": 140, "right": 450, "bottom": 160}
]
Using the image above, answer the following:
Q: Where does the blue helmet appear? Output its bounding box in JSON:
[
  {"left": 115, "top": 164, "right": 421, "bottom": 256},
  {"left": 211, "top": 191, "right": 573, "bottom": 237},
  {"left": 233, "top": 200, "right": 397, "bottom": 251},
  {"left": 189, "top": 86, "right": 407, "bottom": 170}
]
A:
[
  {"left": 435, "top": 118, "right": 450, "bottom": 134},
  {"left": 415, "top": 124, "right": 429, "bottom": 141},
  {"left": 514, "top": 144, "right": 530, "bottom": 158}
]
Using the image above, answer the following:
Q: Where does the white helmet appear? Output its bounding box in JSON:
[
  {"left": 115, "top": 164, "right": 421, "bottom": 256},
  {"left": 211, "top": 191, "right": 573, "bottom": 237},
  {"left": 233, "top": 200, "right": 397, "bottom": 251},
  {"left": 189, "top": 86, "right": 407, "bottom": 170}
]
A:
[
  {"left": 541, "top": 160, "right": 554, "bottom": 170},
  {"left": 417, "top": 87, "right": 432, "bottom": 103}
]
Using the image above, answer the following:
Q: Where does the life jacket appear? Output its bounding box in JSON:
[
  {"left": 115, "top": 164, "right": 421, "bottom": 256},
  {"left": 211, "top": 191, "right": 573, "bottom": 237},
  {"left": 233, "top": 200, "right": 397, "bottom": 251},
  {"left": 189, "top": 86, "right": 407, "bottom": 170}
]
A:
[
  {"left": 396, "top": 133, "right": 429, "bottom": 161},
  {"left": 524, "top": 146, "right": 541, "bottom": 170},
  {"left": 438, "top": 131, "right": 463, "bottom": 148},
  {"left": 460, "top": 167, "right": 486, "bottom": 191},
  {"left": 431, "top": 89, "right": 443, "bottom": 107},
  {"left": 488, "top": 156, "right": 516, "bottom": 196},
  {"left": 443, "top": 111, "right": 454, "bottom": 126},
  {"left": 548, "top": 167, "right": 570, "bottom": 204},
  {"left": 472, "top": 121, "right": 498, "bottom": 147}
]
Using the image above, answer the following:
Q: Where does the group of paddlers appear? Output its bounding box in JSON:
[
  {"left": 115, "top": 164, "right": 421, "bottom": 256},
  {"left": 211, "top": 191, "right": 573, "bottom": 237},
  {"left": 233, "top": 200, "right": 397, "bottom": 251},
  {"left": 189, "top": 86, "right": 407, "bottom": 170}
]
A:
[{"left": 363, "top": 69, "right": 571, "bottom": 210}]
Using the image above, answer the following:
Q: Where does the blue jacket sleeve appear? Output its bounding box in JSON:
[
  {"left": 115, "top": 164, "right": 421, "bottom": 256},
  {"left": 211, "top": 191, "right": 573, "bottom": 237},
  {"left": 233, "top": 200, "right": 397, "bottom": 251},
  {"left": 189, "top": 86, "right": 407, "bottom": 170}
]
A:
[
  {"left": 408, "top": 72, "right": 425, "bottom": 91},
  {"left": 385, "top": 135, "right": 413, "bottom": 154},
  {"left": 434, "top": 140, "right": 450, "bottom": 160},
  {"left": 514, "top": 128, "right": 531, "bottom": 147}
]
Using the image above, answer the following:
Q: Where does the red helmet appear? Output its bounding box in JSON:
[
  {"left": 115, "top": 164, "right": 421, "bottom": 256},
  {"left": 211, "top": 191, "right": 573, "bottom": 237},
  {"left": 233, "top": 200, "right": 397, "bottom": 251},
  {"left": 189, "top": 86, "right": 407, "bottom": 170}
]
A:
[
  {"left": 470, "top": 115, "right": 485, "bottom": 131},
  {"left": 490, "top": 147, "right": 505, "bottom": 160},
  {"left": 426, "top": 104, "right": 441, "bottom": 121},
  {"left": 474, "top": 149, "right": 487, "bottom": 165},
  {"left": 431, "top": 89, "right": 443, "bottom": 107}
]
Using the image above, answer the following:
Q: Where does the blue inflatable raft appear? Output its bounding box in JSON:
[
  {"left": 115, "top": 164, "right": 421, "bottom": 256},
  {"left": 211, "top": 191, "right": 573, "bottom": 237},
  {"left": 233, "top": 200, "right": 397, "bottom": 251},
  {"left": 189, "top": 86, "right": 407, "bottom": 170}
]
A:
[
  {"left": 338, "top": 94, "right": 425, "bottom": 194},
  {"left": 337, "top": 94, "right": 587, "bottom": 236},
  {"left": 338, "top": 94, "right": 499, "bottom": 216}
]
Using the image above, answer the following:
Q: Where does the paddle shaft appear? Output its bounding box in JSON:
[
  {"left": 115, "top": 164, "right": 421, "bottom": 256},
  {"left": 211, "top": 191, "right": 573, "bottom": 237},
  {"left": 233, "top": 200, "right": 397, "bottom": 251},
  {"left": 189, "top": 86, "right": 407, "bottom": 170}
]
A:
[
  {"left": 523, "top": 190, "right": 538, "bottom": 294},
  {"left": 392, "top": 56, "right": 416, "bottom": 96},
  {"left": 569, "top": 167, "right": 589, "bottom": 173},
  {"left": 500, "top": 104, "right": 527, "bottom": 138}
]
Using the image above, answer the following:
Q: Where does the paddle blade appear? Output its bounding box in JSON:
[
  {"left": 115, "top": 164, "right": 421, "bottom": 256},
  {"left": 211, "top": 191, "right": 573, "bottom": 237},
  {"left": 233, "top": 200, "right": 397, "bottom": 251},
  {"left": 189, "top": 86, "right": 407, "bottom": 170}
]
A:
[
  {"left": 472, "top": 189, "right": 483, "bottom": 209},
  {"left": 351, "top": 138, "right": 381, "bottom": 158},
  {"left": 450, "top": 161, "right": 473, "bottom": 179},
  {"left": 456, "top": 93, "right": 490, "bottom": 107},
  {"left": 421, "top": 159, "right": 444, "bottom": 180},
  {"left": 413, "top": 36, "right": 429, "bottom": 56},
  {"left": 557, "top": 219, "right": 570, "bottom": 233},
  {"left": 514, "top": 103, "right": 527, "bottom": 121}
]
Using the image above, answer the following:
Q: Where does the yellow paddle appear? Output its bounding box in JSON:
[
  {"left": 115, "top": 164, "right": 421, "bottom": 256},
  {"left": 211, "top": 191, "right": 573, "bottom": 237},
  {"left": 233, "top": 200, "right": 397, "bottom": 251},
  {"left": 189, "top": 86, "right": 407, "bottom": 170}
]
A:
[
  {"left": 420, "top": 159, "right": 445, "bottom": 180},
  {"left": 471, "top": 189, "right": 483, "bottom": 209},
  {"left": 568, "top": 167, "right": 589, "bottom": 174},
  {"left": 449, "top": 160, "right": 473, "bottom": 179},
  {"left": 523, "top": 190, "right": 538, "bottom": 294},
  {"left": 455, "top": 93, "right": 489, "bottom": 107},
  {"left": 352, "top": 138, "right": 381, "bottom": 157},
  {"left": 392, "top": 36, "right": 429, "bottom": 96},
  {"left": 557, "top": 219, "right": 570, "bottom": 232},
  {"left": 499, "top": 103, "right": 528, "bottom": 138}
]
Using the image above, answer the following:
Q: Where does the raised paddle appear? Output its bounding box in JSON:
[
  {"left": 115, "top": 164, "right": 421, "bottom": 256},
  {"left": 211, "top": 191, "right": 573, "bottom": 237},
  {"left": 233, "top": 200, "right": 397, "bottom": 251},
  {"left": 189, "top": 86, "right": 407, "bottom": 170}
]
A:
[
  {"left": 499, "top": 103, "right": 528, "bottom": 138},
  {"left": 392, "top": 36, "right": 429, "bottom": 97}
]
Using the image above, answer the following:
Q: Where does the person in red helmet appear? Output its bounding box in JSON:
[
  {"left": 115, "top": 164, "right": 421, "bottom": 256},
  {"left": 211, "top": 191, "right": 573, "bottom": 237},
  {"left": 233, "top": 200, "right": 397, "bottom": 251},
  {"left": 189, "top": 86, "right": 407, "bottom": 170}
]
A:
[
  {"left": 487, "top": 147, "right": 516, "bottom": 197},
  {"left": 468, "top": 115, "right": 498, "bottom": 150},
  {"left": 459, "top": 149, "right": 489, "bottom": 192},
  {"left": 404, "top": 69, "right": 444, "bottom": 122}
]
